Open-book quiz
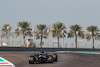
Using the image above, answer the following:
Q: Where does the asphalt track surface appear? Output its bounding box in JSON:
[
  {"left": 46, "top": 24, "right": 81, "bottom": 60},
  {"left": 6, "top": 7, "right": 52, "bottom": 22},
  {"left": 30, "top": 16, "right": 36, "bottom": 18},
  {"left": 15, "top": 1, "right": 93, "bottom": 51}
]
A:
[{"left": 0, "top": 51, "right": 100, "bottom": 67}]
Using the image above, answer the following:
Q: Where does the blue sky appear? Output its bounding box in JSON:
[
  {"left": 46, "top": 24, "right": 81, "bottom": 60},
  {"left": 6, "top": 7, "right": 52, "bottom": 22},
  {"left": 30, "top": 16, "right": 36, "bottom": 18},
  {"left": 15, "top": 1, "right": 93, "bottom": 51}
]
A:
[
  {"left": 0, "top": 0, "right": 100, "bottom": 47},
  {"left": 0, "top": 0, "right": 100, "bottom": 31}
]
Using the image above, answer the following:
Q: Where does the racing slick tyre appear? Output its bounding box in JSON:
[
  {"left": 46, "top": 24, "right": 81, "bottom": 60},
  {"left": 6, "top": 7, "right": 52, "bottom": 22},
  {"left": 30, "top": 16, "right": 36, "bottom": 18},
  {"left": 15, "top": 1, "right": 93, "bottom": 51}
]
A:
[
  {"left": 48, "top": 55, "right": 53, "bottom": 63},
  {"left": 29, "top": 56, "right": 35, "bottom": 64},
  {"left": 53, "top": 54, "right": 58, "bottom": 61}
]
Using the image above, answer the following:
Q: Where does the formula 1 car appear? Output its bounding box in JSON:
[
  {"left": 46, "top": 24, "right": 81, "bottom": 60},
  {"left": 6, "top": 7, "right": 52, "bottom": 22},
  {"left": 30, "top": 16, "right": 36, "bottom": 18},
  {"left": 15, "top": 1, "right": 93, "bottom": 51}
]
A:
[{"left": 29, "top": 51, "right": 57, "bottom": 64}]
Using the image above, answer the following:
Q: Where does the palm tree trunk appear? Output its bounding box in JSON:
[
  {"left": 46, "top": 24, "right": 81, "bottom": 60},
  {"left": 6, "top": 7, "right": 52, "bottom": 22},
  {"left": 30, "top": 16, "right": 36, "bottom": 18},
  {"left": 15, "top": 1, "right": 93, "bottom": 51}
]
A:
[
  {"left": 92, "top": 37, "right": 94, "bottom": 49},
  {"left": 6, "top": 32, "right": 9, "bottom": 46},
  {"left": 20, "top": 33, "right": 21, "bottom": 46},
  {"left": 40, "top": 36, "right": 43, "bottom": 48},
  {"left": 7, "top": 36, "right": 9, "bottom": 46},
  {"left": 23, "top": 32, "right": 25, "bottom": 46},
  {"left": 75, "top": 34, "right": 77, "bottom": 48},
  {"left": 63, "top": 38, "right": 64, "bottom": 48},
  {"left": 57, "top": 37, "right": 60, "bottom": 48}
]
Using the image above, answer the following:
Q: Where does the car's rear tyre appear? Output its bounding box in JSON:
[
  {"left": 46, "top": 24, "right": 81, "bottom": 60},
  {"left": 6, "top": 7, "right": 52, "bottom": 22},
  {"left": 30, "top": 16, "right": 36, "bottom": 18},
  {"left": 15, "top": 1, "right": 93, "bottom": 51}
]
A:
[
  {"left": 53, "top": 54, "right": 58, "bottom": 61},
  {"left": 48, "top": 55, "right": 53, "bottom": 63},
  {"left": 29, "top": 56, "right": 35, "bottom": 64}
]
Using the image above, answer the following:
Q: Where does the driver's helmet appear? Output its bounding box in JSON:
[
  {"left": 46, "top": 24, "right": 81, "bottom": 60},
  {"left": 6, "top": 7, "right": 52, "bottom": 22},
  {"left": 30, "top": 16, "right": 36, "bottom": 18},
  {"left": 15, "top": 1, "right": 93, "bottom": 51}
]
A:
[{"left": 40, "top": 51, "right": 46, "bottom": 54}]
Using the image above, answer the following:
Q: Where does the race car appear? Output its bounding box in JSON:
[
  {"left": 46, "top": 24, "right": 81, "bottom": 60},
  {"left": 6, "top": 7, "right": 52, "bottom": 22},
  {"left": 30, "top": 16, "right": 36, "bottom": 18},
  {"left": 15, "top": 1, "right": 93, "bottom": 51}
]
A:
[{"left": 29, "top": 51, "right": 57, "bottom": 64}]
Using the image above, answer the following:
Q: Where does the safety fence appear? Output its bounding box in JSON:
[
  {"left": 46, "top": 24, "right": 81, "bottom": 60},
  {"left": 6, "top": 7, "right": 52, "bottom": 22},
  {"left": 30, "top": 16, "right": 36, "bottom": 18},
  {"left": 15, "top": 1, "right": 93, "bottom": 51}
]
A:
[{"left": 0, "top": 41, "right": 100, "bottom": 49}]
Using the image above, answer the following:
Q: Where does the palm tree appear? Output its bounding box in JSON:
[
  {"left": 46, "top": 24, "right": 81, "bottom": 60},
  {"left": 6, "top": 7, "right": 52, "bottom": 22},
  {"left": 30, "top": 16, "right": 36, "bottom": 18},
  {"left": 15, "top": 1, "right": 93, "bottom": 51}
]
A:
[
  {"left": 86, "top": 25, "right": 100, "bottom": 49},
  {"left": 68, "top": 24, "right": 84, "bottom": 48},
  {"left": 51, "top": 22, "right": 67, "bottom": 48},
  {"left": 15, "top": 21, "right": 32, "bottom": 46},
  {"left": 0, "top": 24, "right": 12, "bottom": 45},
  {"left": 34, "top": 24, "right": 48, "bottom": 48}
]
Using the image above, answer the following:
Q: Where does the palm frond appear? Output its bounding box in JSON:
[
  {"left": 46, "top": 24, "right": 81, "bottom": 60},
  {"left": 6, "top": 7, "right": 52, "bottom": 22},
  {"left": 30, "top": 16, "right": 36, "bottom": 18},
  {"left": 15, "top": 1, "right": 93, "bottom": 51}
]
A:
[
  {"left": 85, "top": 33, "right": 92, "bottom": 41},
  {"left": 51, "top": 22, "right": 67, "bottom": 38},
  {"left": 15, "top": 21, "right": 32, "bottom": 37},
  {"left": 0, "top": 24, "right": 12, "bottom": 39},
  {"left": 68, "top": 24, "right": 84, "bottom": 39},
  {"left": 86, "top": 25, "right": 100, "bottom": 41},
  {"left": 34, "top": 24, "right": 48, "bottom": 39}
]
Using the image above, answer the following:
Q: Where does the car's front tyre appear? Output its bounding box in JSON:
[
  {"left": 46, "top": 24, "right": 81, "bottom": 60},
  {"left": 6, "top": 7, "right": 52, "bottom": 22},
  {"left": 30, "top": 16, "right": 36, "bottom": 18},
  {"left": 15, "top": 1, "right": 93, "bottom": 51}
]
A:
[{"left": 29, "top": 56, "right": 35, "bottom": 64}]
